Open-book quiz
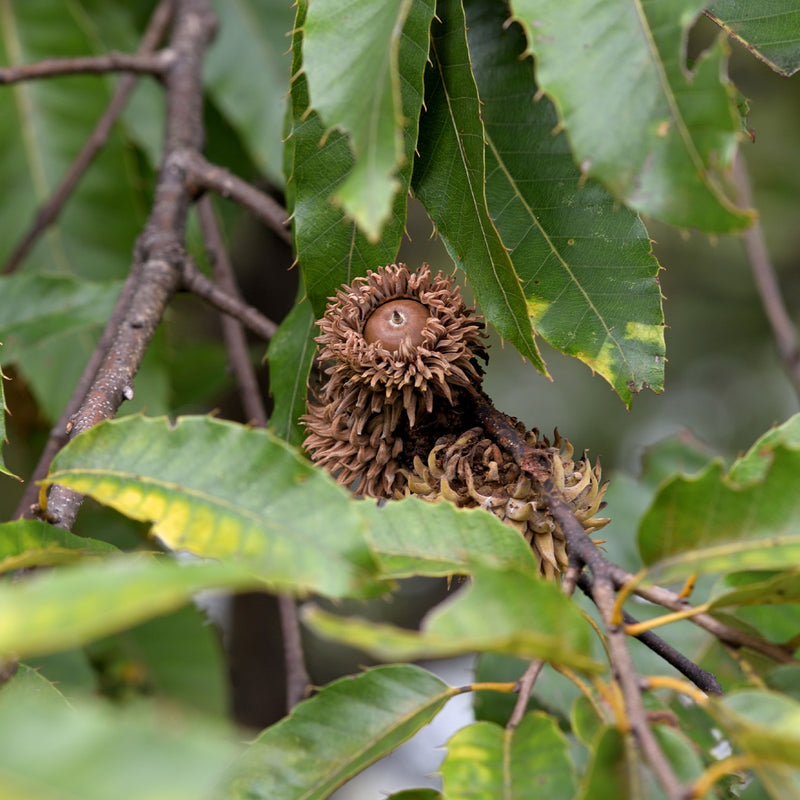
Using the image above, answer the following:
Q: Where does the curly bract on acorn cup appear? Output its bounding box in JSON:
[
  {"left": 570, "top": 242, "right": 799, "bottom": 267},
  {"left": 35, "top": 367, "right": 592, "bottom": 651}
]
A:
[{"left": 302, "top": 263, "right": 488, "bottom": 498}]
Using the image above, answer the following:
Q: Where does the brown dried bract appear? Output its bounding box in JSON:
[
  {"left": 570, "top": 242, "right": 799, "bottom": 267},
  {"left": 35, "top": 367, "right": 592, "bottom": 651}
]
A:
[
  {"left": 403, "top": 426, "right": 610, "bottom": 579},
  {"left": 303, "top": 263, "right": 487, "bottom": 498}
]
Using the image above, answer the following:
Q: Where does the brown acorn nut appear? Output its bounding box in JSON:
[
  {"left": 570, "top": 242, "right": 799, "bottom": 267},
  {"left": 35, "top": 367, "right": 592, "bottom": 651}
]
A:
[
  {"left": 364, "top": 299, "right": 429, "bottom": 351},
  {"left": 302, "top": 263, "right": 487, "bottom": 498}
]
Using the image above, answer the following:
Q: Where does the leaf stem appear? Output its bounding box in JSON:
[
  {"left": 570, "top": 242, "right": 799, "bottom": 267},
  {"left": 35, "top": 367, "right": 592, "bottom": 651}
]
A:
[
  {"left": 688, "top": 754, "right": 754, "bottom": 800},
  {"left": 643, "top": 675, "right": 709, "bottom": 706},
  {"left": 623, "top": 603, "right": 711, "bottom": 637},
  {"left": 464, "top": 681, "right": 518, "bottom": 694}
]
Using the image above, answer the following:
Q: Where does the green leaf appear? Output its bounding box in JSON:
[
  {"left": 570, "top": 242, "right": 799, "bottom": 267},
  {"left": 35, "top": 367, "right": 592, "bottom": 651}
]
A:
[
  {"left": 0, "top": 664, "right": 239, "bottom": 800},
  {"left": 513, "top": 0, "right": 754, "bottom": 232},
  {"left": 0, "top": 519, "right": 118, "bottom": 573},
  {"left": 709, "top": 690, "right": 800, "bottom": 795},
  {"left": 575, "top": 725, "right": 711, "bottom": 800},
  {"left": 304, "top": 564, "right": 603, "bottom": 673},
  {"left": 0, "top": 273, "right": 121, "bottom": 420},
  {"left": 711, "top": 690, "right": 800, "bottom": 764},
  {"left": 361, "top": 496, "right": 540, "bottom": 578},
  {"left": 574, "top": 727, "right": 632, "bottom": 800},
  {"left": 86, "top": 605, "right": 228, "bottom": 715},
  {"left": 440, "top": 714, "right": 576, "bottom": 800},
  {"left": 639, "top": 414, "right": 800, "bottom": 565},
  {"left": 645, "top": 537, "right": 800, "bottom": 585},
  {"left": 765, "top": 665, "right": 800, "bottom": 705},
  {"left": 466, "top": 0, "right": 664, "bottom": 405},
  {"left": 4, "top": 662, "right": 72, "bottom": 706},
  {"left": 728, "top": 414, "right": 800, "bottom": 484},
  {"left": 709, "top": 571, "right": 800, "bottom": 609},
  {"left": 204, "top": 0, "right": 294, "bottom": 184},
  {"left": 44, "top": 415, "right": 382, "bottom": 599},
  {"left": 385, "top": 792, "right": 442, "bottom": 800},
  {"left": 304, "top": 0, "right": 417, "bottom": 240},
  {"left": 707, "top": 0, "right": 800, "bottom": 77},
  {"left": 267, "top": 297, "right": 316, "bottom": 447},
  {"left": 225, "top": 664, "right": 454, "bottom": 800},
  {"left": 0, "top": 2, "right": 146, "bottom": 276},
  {"left": 571, "top": 694, "right": 605, "bottom": 746},
  {"left": 0, "top": 554, "right": 258, "bottom": 659},
  {"left": 287, "top": 0, "right": 432, "bottom": 316},
  {"left": 412, "top": 0, "right": 544, "bottom": 371},
  {"left": 639, "top": 431, "right": 719, "bottom": 489}
]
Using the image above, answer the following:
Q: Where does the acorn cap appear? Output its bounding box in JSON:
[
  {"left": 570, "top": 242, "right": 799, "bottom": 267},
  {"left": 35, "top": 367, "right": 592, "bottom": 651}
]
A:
[
  {"left": 303, "top": 263, "right": 487, "bottom": 498},
  {"left": 403, "top": 426, "right": 610, "bottom": 580}
]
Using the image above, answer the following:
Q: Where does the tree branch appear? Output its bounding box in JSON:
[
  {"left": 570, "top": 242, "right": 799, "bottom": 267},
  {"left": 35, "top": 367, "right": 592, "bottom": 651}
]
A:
[
  {"left": 196, "top": 194, "right": 309, "bottom": 711},
  {"left": 180, "top": 258, "right": 278, "bottom": 341},
  {"left": 196, "top": 196, "right": 269, "bottom": 422},
  {"left": 14, "top": 267, "right": 141, "bottom": 520},
  {"left": 578, "top": 573, "right": 723, "bottom": 695},
  {"left": 734, "top": 154, "right": 800, "bottom": 400},
  {"left": 632, "top": 581, "right": 797, "bottom": 665},
  {"left": 2, "top": 0, "right": 175, "bottom": 275},
  {"left": 44, "top": 0, "right": 218, "bottom": 529},
  {"left": 0, "top": 51, "right": 173, "bottom": 84},
  {"left": 181, "top": 151, "right": 292, "bottom": 244}
]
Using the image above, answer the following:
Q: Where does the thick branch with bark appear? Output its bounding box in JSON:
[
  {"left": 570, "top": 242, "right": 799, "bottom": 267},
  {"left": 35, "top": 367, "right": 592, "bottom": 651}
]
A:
[{"left": 43, "top": 0, "right": 218, "bottom": 529}]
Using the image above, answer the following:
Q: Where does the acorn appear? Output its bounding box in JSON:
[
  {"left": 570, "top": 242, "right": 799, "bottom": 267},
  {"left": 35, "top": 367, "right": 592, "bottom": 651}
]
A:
[
  {"left": 302, "top": 263, "right": 487, "bottom": 498},
  {"left": 403, "top": 426, "right": 610, "bottom": 579}
]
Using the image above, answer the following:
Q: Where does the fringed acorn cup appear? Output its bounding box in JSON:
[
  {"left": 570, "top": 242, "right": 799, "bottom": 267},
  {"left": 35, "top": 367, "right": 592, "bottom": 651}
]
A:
[
  {"left": 403, "top": 426, "right": 609, "bottom": 579},
  {"left": 302, "top": 263, "right": 610, "bottom": 578},
  {"left": 302, "top": 263, "right": 488, "bottom": 498}
]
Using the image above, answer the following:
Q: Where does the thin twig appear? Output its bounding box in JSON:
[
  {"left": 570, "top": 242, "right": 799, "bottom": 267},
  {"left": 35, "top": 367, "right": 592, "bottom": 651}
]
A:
[
  {"left": 196, "top": 195, "right": 309, "bottom": 710},
  {"left": 180, "top": 150, "right": 292, "bottom": 244},
  {"left": 44, "top": 0, "right": 218, "bottom": 529},
  {"left": 632, "top": 581, "right": 797, "bottom": 665},
  {"left": 734, "top": 154, "right": 800, "bottom": 399},
  {"left": 2, "top": 0, "right": 175, "bottom": 275},
  {"left": 180, "top": 258, "right": 278, "bottom": 341},
  {"left": 278, "top": 595, "right": 310, "bottom": 710},
  {"left": 578, "top": 574, "right": 723, "bottom": 695},
  {"left": 507, "top": 556, "right": 582, "bottom": 729},
  {"left": 0, "top": 51, "right": 173, "bottom": 84},
  {"left": 506, "top": 659, "right": 544, "bottom": 730},
  {"left": 590, "top": 566, "right": 686, "bottom": 798},
  {"left": 196, "top": 196, "right": 268, "bottom": 422}
]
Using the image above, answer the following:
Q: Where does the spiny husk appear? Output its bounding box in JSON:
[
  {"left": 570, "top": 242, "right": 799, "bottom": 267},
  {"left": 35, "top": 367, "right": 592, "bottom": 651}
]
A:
[
  {"left": 303, "top": 263, "right": 487, "bottom": 498},
  {"left": 403, "top": 426, "right": 610, "bottom": 580}
]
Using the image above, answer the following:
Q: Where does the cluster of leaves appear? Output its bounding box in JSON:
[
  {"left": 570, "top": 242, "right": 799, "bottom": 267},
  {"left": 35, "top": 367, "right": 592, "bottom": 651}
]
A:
[{"left": 1, "top": 1, "right": 800, "bottom": 799}]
